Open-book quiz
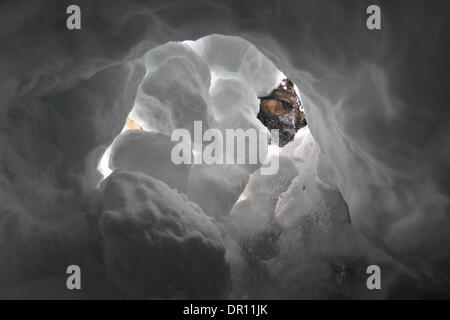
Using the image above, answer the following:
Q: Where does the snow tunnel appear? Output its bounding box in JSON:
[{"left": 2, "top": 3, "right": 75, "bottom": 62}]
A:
[
  {"left": 91, "top": 35, "right": 450, "bottom": 299},
  {"left": 1, "top": 0, "right": 449, "bottom": 300}
]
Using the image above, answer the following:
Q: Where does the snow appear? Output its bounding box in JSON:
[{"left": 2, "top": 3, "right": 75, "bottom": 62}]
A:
[
  {"left": 187, "top": 164, "right": 249, "bottom": 221},
  {"left": 131, "top": 42, "right": 214, "bottom": 135},
  {"left": 0, "top": 0, "right": 449, "bottom": 298},
  {"left": 186, "top": 35, "right": 285, "bottom": 98},
  {"left": 109, "top": 131, "right": 192, "bottom": 193},
  {"left": 97, "top": 170, "right": 230, "bottom": 299}
]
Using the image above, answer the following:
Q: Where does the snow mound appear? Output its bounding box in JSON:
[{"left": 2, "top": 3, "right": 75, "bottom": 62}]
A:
[{"left": 97, "top": 170, "right": 231, "bottom": 299}]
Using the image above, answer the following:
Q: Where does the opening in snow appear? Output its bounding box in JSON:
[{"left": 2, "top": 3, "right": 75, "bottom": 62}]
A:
[
  {"left": 97, "top": 35, "right": 309, "bottom": 182},
  {"left": 258, "top": 78, "right": 307, "bottom": 147}
]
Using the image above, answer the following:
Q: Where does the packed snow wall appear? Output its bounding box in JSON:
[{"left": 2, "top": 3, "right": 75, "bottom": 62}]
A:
[{"left": 0, "top": 0, "right": 449, "bottom": 299}]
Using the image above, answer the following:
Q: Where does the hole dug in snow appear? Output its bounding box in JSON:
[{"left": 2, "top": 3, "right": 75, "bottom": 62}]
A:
[{"left": 94, "top": 35, "right": 396, "bottom": 300}]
